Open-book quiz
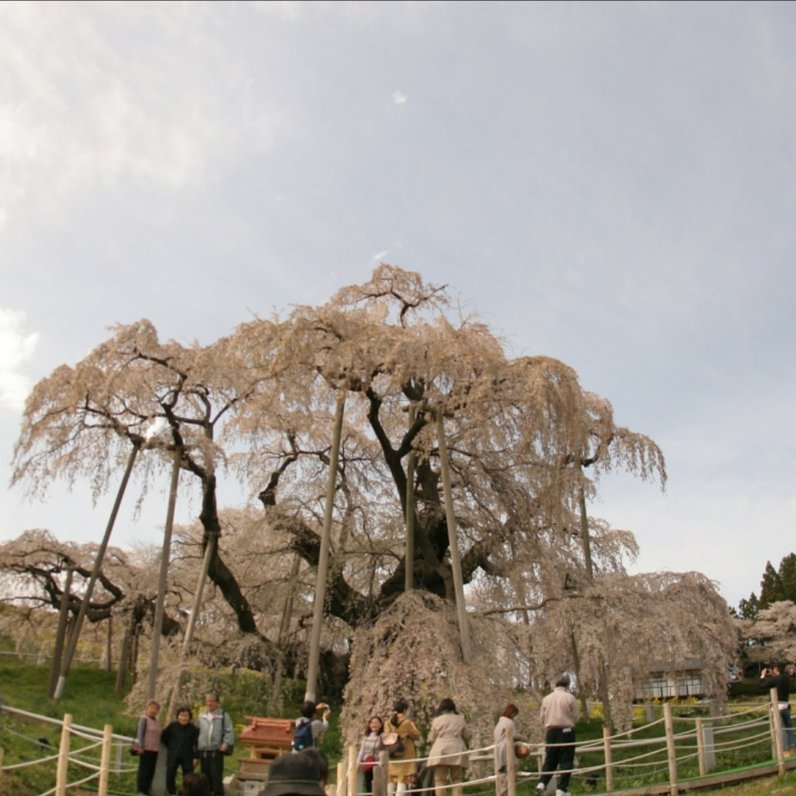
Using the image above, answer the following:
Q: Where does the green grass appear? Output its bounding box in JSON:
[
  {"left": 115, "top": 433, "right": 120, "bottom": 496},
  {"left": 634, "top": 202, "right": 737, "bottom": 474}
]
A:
[{"left": 0, "top": 654, "right": 337, "bottom": 795}]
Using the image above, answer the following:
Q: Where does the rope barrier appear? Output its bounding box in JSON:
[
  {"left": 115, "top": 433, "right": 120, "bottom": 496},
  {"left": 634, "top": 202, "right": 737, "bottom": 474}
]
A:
[{"left": 0, "top": 697, "right": 787, "bottom": 796}]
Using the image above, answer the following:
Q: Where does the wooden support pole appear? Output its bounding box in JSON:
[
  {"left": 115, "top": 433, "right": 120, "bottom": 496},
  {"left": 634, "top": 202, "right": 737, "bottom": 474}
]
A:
[
  {"left": 436, "top": 411, "right": 472, "bottom": 663},
  {"left": 305, "top": 392, "right": 346, "bottom": 703},
  {"left": 0, "top": 747, "right": 4, "bottom": 788},
  {"left": 98, "top": 723, "right": 113, "bottom": 796},
  {"left": 167, "top": 531, "right": 217, "bottom": 718},
  {"left": 148, "top": 448, "right": 181, "bottom": 700},
  {"left": 55, "top": 445, "right": 139, "bottom": 700},
  {"left": 56, "top": 713, "right": 72, "bottom": 796},
  {"left": 602, "top": 725, "right": 613, "bottom": 792},
  {"left": 663, "top": 703, "right": 678, "bottom": 796},
  {"left": 404, "top": 405, "right": 416, "bottom": 593},
  {"left": 337, "top": 760, "right": 346, "bottom": 796}
]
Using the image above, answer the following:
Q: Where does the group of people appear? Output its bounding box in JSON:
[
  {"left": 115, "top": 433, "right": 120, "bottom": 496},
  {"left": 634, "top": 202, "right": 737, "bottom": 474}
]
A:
[
  {"left": 135, "top": 678, "right": 580, "bottom": 796},
  {"left": 353, "top": 697, "right": 468, "bottom": 796},
  {"left": 133, "top": 693, "right": 235, "bottom": 796}
]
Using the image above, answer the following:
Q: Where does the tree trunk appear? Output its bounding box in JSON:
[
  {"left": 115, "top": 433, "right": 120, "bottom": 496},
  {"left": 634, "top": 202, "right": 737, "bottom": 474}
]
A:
[
  {"left": 49, "top": 567, "right": 73, "bottom": 697},
  {"left": 115, "top": 624, "right": 133, "bottom": 694},
  {"left": 102, "top": 615, "right": 112, "bottom": 672}
]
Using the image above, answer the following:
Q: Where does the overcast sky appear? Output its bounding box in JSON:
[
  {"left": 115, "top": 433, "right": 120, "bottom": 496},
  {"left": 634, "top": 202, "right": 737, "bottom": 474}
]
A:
[{"left": 1, "top": 1, "right": 794, "bottom": 609}]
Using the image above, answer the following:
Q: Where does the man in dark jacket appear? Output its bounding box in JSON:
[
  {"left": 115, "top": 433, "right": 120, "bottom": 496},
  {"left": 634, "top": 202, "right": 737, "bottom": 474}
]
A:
[{"left": 761, "top": 663, "right": 794, "bottom": 753}]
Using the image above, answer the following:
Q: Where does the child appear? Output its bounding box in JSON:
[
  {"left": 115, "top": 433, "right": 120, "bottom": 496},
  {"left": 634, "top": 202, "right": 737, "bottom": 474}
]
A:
[
  {"left": 134, "top": 700, "right": 162, "bottom": 796},
  {"left": 357, "top": 715, "right": 384, "bottom": 795},
  {"left": 162, "top": 706, "right": 200, "bottom": 795}
]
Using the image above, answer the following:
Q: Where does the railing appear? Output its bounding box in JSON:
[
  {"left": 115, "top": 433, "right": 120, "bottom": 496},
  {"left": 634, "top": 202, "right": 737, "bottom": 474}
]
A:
[
  {"left": 0, "top": 703, "right": 136, "bottom": 796},
  {"left": 336, "top": 690, "right": 793, "bottom": 796},
  {"left": 0, "top": 691, "right": 792, "bottom": 795}
]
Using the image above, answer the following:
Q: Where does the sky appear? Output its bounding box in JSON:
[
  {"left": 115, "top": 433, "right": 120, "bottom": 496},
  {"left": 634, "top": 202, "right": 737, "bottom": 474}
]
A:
[{"left": 1, "top": 1, "right": 794, "bottom": 609}]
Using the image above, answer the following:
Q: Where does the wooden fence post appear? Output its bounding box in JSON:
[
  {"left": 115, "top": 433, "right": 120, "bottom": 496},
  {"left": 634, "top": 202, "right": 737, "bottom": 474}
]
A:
[
  {"left": 696, "top": 716, "right": 716, "bottom": 776},
  {"left": 505, "top": 724, "right": 516, "bottom": 796},
  {"left": 374, "top": 751, "right": 388, "bottom": 796},
  {"left": 347, "top": 745, "right": 358, "bottom": 796},
  {"left": 56, "top": 713, "right": 72, "bottom": 796},
  {"left": 336, "top": 759, "right": 346, "bottom": 796},
  {"left": 602, "top": 725, "right": 613, "bottom": 792},
  {"left": 663, "top": 703, "right": 678, "bottom": 796},
  {"left": 770, "top": 687, "right": 785, "bottom": 775},
  {"left": 696, "top": 718, "right": 706, "bottom": 777},
  {"left": 0, "top": 747, "right": 5, "bottom": 788},
  {"left": 98, "top": 723, "right": 112, "bottom": 796}
]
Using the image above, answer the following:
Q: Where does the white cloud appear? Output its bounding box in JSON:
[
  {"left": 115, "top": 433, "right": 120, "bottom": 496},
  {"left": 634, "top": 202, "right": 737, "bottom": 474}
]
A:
[
  {"left": 370, "top": 249, "right": 389, "bottom": 263},
  {"left": 0, "top": 3, "right": 283, "bottom": 231},
  {"left": 392, "top": 90, "right": 408, "bottom": 105},
  {"left": 0, "top": 310, "right": 38, "bottom": 412}
]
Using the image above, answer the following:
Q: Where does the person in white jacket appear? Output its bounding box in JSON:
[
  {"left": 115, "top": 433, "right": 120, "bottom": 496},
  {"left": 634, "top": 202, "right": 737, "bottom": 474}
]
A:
[
  {"left": 536, "top": 675, "right": 579, "bottom": 796},
  {"left": 196, "top": 693, "right": 235, "bottom": 796}
]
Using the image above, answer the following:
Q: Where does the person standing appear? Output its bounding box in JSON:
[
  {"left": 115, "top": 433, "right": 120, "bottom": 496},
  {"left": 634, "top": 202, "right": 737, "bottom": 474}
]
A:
[
  {"left": 357, "top": 715, "right": 384, "bottom": 795},
  {"left": 134, "top": 700, "right": 162, "bottom": 796},
  {"left": 536, "top": 675, "right": 579, "bottom": 796},
  {"left": 761, "top": 663, "right": 794, "bottom": 753},
  {"left": 493, "top": 703, "right": 519, "bottom": 796},
  {"left": 293, "top": 701, "right": 331, "bottom": 750},
  {"left": 196, "top": 693, "right": 235, "bottom": 796},
  {"left": 162, "top": 706, "right": 200, "bottom": 795},
  {"left": 427, "top": 698, "right": 469, "bottom": 796},
  {"left": 384, "top": 699, "right": 421, "bottom": 796}
]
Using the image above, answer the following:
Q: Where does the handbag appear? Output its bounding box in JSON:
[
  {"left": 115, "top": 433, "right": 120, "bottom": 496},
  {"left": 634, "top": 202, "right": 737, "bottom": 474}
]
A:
[
  {"left": 379, "top": 731, "right": 405, "bottom": 757},
  {"left": 359, "top": 754, "right": 378, "bottom": 772}
]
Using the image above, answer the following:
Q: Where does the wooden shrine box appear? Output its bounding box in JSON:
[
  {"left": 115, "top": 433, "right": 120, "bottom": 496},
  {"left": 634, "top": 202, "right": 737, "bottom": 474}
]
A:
[
  {"left": 231, "top": 717, "right": 295, "bottom": 788},
  {"left": 240, "top": 716, "right": 294, "bottom": 760}
]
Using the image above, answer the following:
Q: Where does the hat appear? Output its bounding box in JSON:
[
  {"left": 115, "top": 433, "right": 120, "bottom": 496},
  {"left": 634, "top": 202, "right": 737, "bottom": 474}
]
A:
[{"left": 260, "top": 752, "right": 325, "bottom": 796}]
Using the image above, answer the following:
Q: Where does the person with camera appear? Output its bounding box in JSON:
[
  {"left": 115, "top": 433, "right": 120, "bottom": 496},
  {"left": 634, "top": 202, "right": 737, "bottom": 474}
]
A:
[
  {"left": 761, "top": 663, "right": 795, "bottom": 754},
  {"left": 293, "top": 701, "right": 331, "bottom": 750}
]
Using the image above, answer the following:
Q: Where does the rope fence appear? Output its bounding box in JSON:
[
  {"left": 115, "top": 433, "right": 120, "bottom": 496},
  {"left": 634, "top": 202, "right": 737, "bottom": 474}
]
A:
[
  {"left": 0, "top": 690, "right": 794, "bottom": 795},
  {"left": 337, "top": 690, "right": 795, "bottom": 796},
  {"left": 0, "top": 704, "right": 135, "bottom": 796}
]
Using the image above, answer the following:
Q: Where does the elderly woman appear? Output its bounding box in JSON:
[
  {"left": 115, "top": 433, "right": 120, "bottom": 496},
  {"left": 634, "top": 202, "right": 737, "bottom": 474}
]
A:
[{"left": 427, "top": 698, "right": 469, "bottom": 796}]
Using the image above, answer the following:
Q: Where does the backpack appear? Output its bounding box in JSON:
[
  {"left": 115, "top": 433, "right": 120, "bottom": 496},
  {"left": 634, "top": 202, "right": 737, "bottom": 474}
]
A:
[{"left": 293, "top": 718, "right": 314, "bottom": 751}]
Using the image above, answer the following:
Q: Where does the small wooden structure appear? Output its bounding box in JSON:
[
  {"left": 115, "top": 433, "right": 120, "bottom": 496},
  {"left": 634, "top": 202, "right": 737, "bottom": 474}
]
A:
[{"left": 230, "top": 717, "right": 294, "bottom": 791}]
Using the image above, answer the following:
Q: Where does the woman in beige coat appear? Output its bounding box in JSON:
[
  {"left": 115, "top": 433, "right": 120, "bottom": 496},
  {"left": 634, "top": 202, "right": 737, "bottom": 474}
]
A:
[
  {"left": 385, "top": 699, "right": 421, "bottom": 796},
  {"left": 427, "top": 698, "right": 469, "bottom": 796}
]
